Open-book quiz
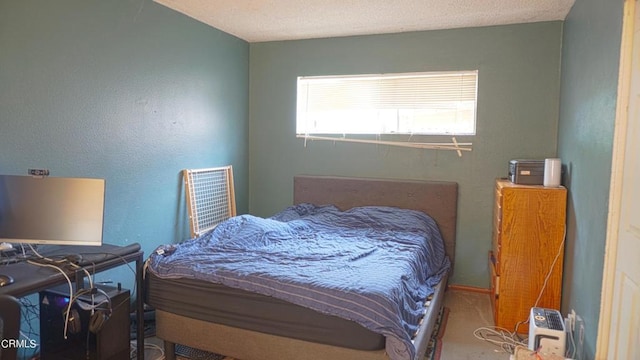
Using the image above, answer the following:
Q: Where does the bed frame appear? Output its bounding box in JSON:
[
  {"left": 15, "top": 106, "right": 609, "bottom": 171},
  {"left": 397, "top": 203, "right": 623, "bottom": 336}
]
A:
[{"left": 157, "top": 175, "right": 458, "bottom": 360}]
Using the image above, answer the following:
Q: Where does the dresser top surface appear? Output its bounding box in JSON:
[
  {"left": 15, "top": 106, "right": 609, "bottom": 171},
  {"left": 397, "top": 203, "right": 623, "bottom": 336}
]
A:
[{"left": 496, "top": 179, "right": 566, "bottom": 191}]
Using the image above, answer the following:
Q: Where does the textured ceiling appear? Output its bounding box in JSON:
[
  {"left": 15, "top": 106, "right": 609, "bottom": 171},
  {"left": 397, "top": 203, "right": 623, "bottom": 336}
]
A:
[{"left": 154, "top": 0, "right": 575, "bottom": 43}]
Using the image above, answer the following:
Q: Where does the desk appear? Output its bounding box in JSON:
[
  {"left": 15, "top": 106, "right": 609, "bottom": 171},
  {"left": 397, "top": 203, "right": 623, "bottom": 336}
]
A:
[{"left": 0, "top": 243, "right": 144, "bottom": 360}]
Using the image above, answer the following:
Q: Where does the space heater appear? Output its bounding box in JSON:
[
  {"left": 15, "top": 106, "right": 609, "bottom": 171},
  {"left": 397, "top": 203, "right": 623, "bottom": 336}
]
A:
[{"left": 528, "top": 307, "right": 566, "bottom": 356}]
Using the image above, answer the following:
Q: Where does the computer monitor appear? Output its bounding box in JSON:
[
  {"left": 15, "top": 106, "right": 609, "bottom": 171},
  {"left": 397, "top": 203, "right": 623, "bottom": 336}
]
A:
[{"left": 0, "top": 175, "right": 105, "bottom": 246}]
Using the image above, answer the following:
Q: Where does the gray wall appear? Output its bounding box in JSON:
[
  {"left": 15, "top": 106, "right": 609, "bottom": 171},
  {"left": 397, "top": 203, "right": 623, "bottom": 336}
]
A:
[
  {"left": 0, "top": 0, "right": 250, "bottom": 262},
  {"left": 558, "top": 0, "right": 624, "bottom": 358},
  {"left": 249, "top": 22, "right": 563, "bottom": 287}
]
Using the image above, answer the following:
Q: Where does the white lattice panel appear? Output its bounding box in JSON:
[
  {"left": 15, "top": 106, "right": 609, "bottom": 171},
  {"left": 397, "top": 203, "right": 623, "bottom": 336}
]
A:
[{"left": 183, "top": 166, "right": 236, "bottom": 237}]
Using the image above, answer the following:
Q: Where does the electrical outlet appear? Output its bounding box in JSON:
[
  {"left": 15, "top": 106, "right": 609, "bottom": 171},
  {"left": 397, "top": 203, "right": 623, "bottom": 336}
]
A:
[
  {"left": 565, "top": 311, "right": 584, "bottom": 360},
  {"left": 565, "top": 309, "right": 584, "bottom": 360},
  {"left": 568, "top": 309, "right": 576, "bottom": 331},
  {"left": 575, "top": 315, "right": 585, "bottom": 360}
]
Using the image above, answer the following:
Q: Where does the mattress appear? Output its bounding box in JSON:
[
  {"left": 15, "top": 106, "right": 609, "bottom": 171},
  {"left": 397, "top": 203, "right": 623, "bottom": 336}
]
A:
[
  {"left": 147, "top": 204, "right": 451, "bottom": 360},
  {"left": 146, "top": 272, "right": 386, "bottom": 350}
]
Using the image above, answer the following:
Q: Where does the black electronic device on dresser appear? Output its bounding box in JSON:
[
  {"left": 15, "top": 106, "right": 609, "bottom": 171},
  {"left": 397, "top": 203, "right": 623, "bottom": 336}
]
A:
[
  {"left": 508, "top": 159, "right": 545, "bottom": 185},
  {"left": 39, "top": 283, "right": 130, "bottom": 360}
]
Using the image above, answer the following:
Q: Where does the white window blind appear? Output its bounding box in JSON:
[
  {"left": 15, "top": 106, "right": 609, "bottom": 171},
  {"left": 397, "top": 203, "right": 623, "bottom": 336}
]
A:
[{"left": 297, "top": 71, "right": 478, "bottom": 136}]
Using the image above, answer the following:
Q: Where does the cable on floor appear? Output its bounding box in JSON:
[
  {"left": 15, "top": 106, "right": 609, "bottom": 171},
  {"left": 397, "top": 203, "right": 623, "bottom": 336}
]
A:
[{"left": 473, "top": 326, "right": 527, "bottom": 355}]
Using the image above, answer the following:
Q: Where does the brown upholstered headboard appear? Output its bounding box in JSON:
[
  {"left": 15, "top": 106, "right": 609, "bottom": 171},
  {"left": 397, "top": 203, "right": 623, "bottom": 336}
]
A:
[{"left": 293, "top": 175, "right": 458, "bottom": 273}]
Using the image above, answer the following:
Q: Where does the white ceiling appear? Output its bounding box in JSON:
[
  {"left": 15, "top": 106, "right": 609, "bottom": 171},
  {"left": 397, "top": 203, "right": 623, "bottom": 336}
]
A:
[{"left": 153, "top": 0, "right": 575, "bottom": 43}]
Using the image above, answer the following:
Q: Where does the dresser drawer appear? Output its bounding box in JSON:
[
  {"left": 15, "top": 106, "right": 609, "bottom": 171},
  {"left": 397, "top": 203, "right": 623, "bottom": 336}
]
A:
[
  {"left": 491, "top": 227, "right": 501, "bottom": 271},
  {"left": 489, "top": 251, "right": 499, "bottom": 322},
  {"left": 492, "top": 186, "right": 503, "bottom": 267}
]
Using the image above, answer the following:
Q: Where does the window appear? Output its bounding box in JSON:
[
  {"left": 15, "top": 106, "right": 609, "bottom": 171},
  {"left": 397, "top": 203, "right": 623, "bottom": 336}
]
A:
[{"left": 296, "top": 71, "right": 478, "bottom": 136}]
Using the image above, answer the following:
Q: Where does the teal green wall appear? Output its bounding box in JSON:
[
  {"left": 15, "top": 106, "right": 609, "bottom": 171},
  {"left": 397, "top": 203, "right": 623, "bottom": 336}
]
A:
[
  {"left": 0, "top": 0, "right": 624, "bottom": 355},
  {"left": 0, "top": 1, "right": 250, "bottom": 261},
  {"left": 249, "top": 22, "right": 563, "bottom": 287},
  {"left": 558, "top": 0, "right": 623, "bottom": 359}
]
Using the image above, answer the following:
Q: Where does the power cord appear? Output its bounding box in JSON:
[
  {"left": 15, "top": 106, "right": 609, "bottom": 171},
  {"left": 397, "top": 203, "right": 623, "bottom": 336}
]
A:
[
  {"left": 74, "top": 251, "right": 139, "bottom": 302},
  {"left": 473, "top": 326, "right": 527, "bottom": 354},
  {"left": 480, "top": 229, "right": 569, "bottom": 356},
  {"left": 26, "top": 246, "right": 99, "bottom": 340},
  {"left": 26, "top": 260, "right": 75, "bottom": 339},
  {"left": 22, "top": 245, "right": 143, "bottom": 353},
  {"left": 18, "top": 297, "right": 40, "bottom": 359},
  {"left": 512, "top": 228, "right": 567, "bottom": 335}
]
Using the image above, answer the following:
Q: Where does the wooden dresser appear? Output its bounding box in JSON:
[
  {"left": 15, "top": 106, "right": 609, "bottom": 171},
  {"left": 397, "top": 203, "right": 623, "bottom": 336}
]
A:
[{"left": 490, "top": 179, "right": 567, "bottom": 333}]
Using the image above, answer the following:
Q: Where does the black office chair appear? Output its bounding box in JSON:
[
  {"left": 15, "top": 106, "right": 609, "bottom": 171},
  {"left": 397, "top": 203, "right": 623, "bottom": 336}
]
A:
[{"left": 0, "top": 295, "right": 21, "bottom": 360}]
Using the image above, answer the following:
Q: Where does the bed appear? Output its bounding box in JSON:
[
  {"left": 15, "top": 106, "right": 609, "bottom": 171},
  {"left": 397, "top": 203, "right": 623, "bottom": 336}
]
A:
[{"left": 145, "top": 175, "right": 457, "bottom": 360}]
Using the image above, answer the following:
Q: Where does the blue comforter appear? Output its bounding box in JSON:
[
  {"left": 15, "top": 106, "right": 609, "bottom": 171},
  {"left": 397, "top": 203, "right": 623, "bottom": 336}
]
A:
[{"left": 147, "top": 204, "right": 450, "bottom": 360}]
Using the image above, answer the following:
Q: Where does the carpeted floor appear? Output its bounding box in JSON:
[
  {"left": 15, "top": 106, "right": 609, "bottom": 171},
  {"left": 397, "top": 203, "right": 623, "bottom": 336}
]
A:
[{"left": 438, "top": 289, "right": 509, "bottom": 359}]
